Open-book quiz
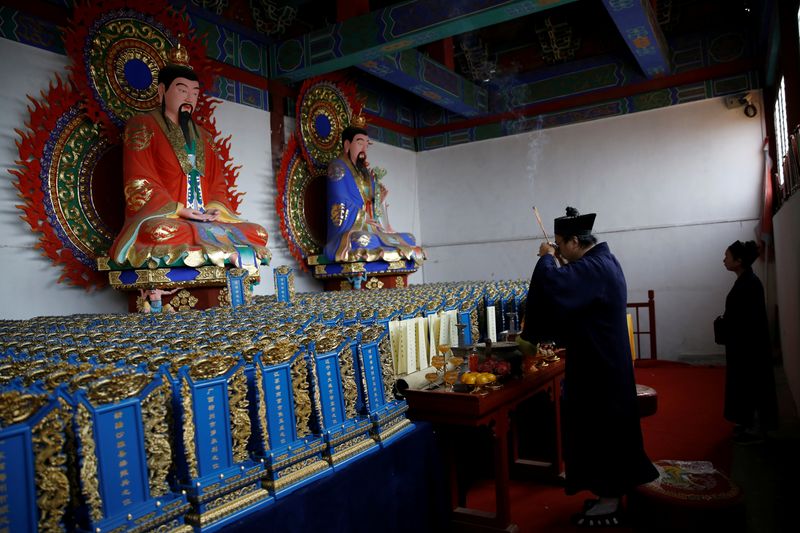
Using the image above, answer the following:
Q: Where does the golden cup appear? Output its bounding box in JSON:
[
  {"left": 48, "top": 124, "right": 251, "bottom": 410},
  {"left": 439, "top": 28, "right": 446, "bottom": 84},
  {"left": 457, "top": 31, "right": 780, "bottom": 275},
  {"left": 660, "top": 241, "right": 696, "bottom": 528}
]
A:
[
  {"left": 425, "top": 372, "right": 439, "bottom": 390},
  {"left": 443, "top": 370, "right": 459, "bottom": 392}
]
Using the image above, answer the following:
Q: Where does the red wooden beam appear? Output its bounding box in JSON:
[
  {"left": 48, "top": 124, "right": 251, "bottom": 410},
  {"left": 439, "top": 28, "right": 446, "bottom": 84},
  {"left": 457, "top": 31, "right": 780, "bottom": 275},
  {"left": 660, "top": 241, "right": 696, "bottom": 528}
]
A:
[
  {"left": 269, "top": 79, "right": 295, "bottom": 176},
  {"left": 364, "top": 113, "right": 417, "bottom": 138},
  {"left": 362, "top": 59, "right": 757, "bottom": 140},
  {"left": 209, "top": 59, "right": 269, "bottom": 90},
  {"left": 426, "top": 38, "right": 455, "bottom": 70},
  {"left": 337, "top": 0, "right": 370, "bottom": 21}
]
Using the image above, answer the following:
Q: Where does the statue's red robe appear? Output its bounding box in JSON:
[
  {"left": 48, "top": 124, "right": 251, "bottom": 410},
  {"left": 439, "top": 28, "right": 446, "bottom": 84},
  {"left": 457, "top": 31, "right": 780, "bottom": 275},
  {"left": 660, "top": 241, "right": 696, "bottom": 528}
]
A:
[{"left": 109, "top": 111, "right": 270, "bottom": 268}]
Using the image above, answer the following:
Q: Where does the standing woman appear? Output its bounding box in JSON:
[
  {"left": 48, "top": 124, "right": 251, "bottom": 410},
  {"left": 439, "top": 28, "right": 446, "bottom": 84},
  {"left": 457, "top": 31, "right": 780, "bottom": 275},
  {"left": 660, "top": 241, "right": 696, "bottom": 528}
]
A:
[{"left": 718, "top": 240, "right": 779, "bottom": 441}]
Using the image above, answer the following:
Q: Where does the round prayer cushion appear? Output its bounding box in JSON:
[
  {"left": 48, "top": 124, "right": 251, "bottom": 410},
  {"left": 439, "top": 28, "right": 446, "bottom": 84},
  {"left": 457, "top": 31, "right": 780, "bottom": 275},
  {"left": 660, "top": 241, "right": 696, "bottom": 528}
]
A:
[{"left": 629, "top": 460, "right": 745, "bottom": 532}]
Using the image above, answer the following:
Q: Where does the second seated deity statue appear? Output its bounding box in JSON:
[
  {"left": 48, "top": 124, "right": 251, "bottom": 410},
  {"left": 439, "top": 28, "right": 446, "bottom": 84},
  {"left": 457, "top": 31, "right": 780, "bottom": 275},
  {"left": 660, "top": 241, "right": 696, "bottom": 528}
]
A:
[
  {"left": 108, "top": 51, "right": 270, "bottom": 272},
  {"left": 324, "top": 115, "right": 425, "bottom": 264}
]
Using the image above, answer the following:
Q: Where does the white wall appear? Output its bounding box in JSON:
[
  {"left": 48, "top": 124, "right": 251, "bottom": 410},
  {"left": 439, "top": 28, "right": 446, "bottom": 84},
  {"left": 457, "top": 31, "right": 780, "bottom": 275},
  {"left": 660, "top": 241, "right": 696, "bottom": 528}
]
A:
[
  {"left": 417, "top": 96, "right": 768, "bottom": 361},
  {"left": 366, "top": 141, "right": 424, "bottom": 285},
  {"left": 0, "top": 38, "right": 123, "bottom": 318},
  {"left": 773, "top": 194, "right": 800, "bottom": 414}
]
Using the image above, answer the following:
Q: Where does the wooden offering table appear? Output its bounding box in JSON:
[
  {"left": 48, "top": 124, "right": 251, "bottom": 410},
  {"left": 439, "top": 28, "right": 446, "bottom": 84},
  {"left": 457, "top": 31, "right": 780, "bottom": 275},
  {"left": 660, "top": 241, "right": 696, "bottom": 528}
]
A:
[{"left": 403, "top": 358, "right": 565, "bottom": 532}]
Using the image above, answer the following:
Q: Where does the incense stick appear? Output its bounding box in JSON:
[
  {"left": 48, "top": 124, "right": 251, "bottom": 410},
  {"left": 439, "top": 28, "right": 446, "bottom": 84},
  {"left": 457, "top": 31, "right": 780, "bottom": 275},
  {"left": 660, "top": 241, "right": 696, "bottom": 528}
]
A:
[{"left": 532, "top": 206, "right": 550, "bottom": 243}]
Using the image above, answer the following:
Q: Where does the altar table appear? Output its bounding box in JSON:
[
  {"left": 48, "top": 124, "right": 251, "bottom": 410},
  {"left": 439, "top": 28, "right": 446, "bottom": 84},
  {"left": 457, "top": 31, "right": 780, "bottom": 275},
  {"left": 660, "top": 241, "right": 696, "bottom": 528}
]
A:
[{"left": 403, "top": 359, "right": 565, "bottom": 532}]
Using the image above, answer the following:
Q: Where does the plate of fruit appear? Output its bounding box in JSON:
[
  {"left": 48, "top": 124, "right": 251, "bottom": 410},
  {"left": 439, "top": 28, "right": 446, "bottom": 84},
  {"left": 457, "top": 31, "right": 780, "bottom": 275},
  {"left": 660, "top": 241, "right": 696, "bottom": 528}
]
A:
[
  {"left": 460, "top": 371, "right": 500, "bottom": 394},
  {"left": 477, "top": 357, "right": 512, "bottom": 378}
]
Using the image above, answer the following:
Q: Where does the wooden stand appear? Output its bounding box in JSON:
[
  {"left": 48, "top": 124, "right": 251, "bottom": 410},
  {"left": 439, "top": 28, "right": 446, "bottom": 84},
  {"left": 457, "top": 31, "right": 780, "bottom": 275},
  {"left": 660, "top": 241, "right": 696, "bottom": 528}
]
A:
[
  {"left": 322, "top": 273, "right": 410, "bottom": 291},
  {"left": 126, "top": 286, "right": 227, "bottom": 312},
  {"left": 403, "top": 359, "right": 565, "bottom": 532}
]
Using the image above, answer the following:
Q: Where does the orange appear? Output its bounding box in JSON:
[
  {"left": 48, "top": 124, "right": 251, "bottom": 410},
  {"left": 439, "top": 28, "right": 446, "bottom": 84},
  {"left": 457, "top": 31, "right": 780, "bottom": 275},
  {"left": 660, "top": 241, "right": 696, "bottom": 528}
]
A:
[{"left": 475, "top": 374, "right": 492, "bottom": 385}]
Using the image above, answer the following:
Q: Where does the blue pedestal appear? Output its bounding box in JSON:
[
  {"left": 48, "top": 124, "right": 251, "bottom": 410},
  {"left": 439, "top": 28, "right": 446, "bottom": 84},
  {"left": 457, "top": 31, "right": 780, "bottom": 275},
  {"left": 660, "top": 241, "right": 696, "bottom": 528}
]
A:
[
  {"left": 0, "top": 390, "right": 73, "bottom": 533},
  {"left": 221, "top": 422, "right": 449, "bottom": 533},
  {"left": 174, "top": 358, "right": 273, "bottom": 531},
  {"left": 357, "top": 328, "right": 414, "bottom": 447},
  {"left": 72, "top": 373, "right": 194, "bottom": 533},
  {"left": 312, "top": 337, "right": 379, "bottom": 470},
  {"left": 252, "top": 347, "right": 332, "bottom": 498}
]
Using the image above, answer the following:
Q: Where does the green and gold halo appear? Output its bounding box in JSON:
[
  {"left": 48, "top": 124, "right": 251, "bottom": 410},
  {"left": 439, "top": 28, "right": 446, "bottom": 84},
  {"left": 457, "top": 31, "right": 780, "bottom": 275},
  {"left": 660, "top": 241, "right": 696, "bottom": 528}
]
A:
[
  {"left": 88, "top": 29, "right": 169, "bottom": 123},
  {"left": 11, "top": 77, "right": 112, "bottom": 288},
  {"left": 65, "top": 1, "right": 214, "bottom": 135},
  {"left": 296, "top": 76, "right": 362, "bottom": 171},
  {"left": 276, "top": 135, "right": 327, "bottom": 269},
  {"left": 43, "top": 107, "right": 118, "bottom": 260}
]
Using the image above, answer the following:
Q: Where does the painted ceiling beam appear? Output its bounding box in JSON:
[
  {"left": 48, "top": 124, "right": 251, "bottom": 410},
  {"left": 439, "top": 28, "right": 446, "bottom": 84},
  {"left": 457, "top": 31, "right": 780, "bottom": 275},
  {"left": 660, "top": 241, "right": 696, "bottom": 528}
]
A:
[
  {"left": 486, "top": 54, "right": 642, "bottom": 113},
  {"left": 416, "top": 58, "right": 756, "bottom": 136},
  {"left": 600, "top": 0, "right": 671, "bottom": 78},
  {"left": 269, "top": 0, "right": 578, "bottom": 82},
  {"left": 358, "top": 49, "right": 488, "bottom": 117}
]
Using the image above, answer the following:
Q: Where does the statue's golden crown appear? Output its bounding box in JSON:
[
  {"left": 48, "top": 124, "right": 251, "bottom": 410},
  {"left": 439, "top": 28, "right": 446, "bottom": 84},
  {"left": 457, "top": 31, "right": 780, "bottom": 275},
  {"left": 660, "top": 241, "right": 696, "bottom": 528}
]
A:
[
  {"left": 350, "top": 113, "right": 367, "bottom": 128},
  {"left": 167, "top": 40, "right": 192, "bottom": 67}
]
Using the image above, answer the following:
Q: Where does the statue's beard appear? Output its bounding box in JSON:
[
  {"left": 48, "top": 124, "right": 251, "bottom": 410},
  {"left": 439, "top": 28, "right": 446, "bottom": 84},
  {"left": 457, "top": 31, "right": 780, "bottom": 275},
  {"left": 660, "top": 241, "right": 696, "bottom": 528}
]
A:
[
  {"left": 178, "top": 106, "right": 193, "bottom": 146},
  {"left": 355, "top": 152, "right": 367, "bottom": 169}
]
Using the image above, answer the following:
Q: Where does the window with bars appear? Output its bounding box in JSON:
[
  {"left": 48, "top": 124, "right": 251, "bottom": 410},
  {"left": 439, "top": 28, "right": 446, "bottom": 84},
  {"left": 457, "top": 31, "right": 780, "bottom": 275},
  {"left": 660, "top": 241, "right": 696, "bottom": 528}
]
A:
[{"left": 774, "top": 76, "right": 788, "bottom": 187}]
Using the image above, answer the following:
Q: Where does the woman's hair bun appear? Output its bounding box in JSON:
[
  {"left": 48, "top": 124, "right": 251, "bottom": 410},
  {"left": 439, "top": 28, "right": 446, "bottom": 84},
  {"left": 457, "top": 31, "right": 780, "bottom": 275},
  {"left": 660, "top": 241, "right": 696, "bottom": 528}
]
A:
[
  {"left": 729, "top": 239, "right": 760, "bottom": 266},
  {"left": 743, "top": 240, "right": 759, "bottom": 265},
  {"left": 565, "top": 206, "right": 579, "bottom": 217}
]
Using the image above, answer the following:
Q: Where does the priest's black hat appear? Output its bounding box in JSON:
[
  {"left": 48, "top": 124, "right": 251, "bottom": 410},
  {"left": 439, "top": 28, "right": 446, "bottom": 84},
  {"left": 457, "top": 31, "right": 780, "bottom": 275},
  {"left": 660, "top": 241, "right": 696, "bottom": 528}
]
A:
[{"left": 554, "top": 206, "right": 596, "bottom": 237}]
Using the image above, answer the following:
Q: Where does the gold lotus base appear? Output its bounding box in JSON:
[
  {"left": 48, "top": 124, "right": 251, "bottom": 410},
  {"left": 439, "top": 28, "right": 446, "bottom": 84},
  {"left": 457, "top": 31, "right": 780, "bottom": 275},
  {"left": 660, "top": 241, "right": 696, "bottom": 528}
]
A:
[
  {"left": 126, "top": 286, "right": 229, "bottom": 313},
  {"left": 323, "top": 273, "right": 410, "bottom": 291}
]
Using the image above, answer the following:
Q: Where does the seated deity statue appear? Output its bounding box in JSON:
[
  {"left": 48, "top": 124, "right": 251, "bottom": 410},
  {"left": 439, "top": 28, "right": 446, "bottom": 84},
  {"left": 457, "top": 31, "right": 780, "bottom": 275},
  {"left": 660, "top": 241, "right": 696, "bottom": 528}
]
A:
[
  {"left": 108, "top": 58, "right": 270, "bottom": 271},
  {"left": 324, "top": 118, "right": 424, "bottom": 263}
]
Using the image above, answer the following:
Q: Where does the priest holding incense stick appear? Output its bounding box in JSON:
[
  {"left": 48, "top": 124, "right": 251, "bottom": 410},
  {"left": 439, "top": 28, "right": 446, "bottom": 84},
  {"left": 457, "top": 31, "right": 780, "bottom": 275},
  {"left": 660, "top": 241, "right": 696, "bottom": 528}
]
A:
[{"left": 520, "top": 207, "right": 657, "bottom": 528}]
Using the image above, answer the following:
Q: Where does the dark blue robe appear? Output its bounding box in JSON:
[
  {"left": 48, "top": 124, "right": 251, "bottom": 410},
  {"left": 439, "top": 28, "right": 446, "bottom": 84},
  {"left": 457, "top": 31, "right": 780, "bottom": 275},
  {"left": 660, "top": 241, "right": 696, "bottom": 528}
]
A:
[
  {"left": 521, "top": 242, "right": 658, "bottom": 496},
  {"left": 721, "top": 268, "right": 778, "bottom": 430}
]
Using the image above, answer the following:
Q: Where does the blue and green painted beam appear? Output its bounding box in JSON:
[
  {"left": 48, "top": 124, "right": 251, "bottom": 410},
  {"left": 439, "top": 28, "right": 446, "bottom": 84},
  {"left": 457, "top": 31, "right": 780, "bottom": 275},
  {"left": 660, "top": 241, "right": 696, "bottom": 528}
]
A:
[
  {"left": 600, "top": 0, "right": 671, "bottom": 78},
  {"left": 269, "top": 0, "right": 578, "bottom": 82},
  {"left": 358, "top": 49, "right": 488, "bottom": 118}
]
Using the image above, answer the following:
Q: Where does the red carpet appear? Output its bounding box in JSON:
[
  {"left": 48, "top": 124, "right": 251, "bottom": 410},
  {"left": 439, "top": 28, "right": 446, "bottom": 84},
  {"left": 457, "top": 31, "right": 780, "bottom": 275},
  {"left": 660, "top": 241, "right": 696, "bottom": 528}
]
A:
[
  {"left": 464, "top": 361, "right": 732, "bottom": 532},
  {"left": 635, "top": 361, "right": 732, "bottom": 471}
]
